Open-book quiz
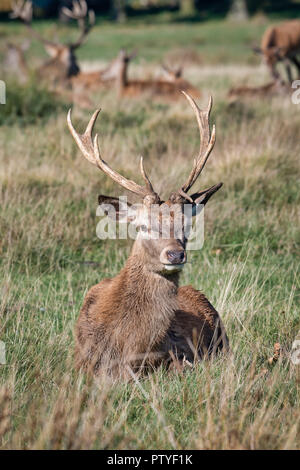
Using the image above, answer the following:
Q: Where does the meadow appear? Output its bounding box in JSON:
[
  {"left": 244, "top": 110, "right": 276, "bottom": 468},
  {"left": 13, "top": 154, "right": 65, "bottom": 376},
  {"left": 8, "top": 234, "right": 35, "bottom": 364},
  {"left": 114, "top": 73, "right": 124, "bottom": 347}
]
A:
[{"left": 0, "top": 14, "right": 299, "bottom": 449}]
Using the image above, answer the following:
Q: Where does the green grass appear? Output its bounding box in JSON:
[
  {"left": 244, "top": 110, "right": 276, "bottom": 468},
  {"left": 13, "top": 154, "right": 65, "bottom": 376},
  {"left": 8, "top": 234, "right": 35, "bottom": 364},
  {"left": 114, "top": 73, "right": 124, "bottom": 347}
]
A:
[
  {"left": 0, "top": 79, "right": 66, "bottom": 126},
  {"left": 0, "top": 16, "right": 299, "bottom": 449},
  {"left": 0, "top": 15, "right": 272, "bottom": 65}
]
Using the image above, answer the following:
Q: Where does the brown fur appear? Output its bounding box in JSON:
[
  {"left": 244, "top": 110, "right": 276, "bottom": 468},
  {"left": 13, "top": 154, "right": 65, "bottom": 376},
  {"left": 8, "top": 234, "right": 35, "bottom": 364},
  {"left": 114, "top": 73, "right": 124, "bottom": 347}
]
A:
[
  {"left": 261, "top": 20, "right": 300, "bottom": 55},
  {"left": 75, "top": 240, "right": 229, "bottom": 380},
  {"left": 68, "top": 96, "right": 228, "bottom": 381},
  {"left": 115, "top": 51, "right": 201, "bottom": 100}
]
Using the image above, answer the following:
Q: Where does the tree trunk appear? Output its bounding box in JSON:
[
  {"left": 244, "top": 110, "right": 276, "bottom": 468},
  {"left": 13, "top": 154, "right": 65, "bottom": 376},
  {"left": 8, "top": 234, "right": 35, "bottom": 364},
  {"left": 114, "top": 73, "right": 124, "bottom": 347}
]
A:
[
  {"left": 227, "top": 0, "right": 249, "bottom": 21},
  {"left": 180, "top": 0, "right": 195, "bottom": 15}
]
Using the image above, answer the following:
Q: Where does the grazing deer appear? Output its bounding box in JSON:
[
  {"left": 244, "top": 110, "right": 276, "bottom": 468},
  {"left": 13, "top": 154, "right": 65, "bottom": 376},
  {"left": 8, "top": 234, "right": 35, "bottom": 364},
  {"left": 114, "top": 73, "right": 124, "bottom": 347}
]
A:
[
  {"left": 253, "top": 20, "right": 300, "bottom": 83},
  {"left": 67, "top": 92, "right": 229, "bottom": 380},
  {"left": 113, "top": 50, "right": 201, "bottom": 99}
]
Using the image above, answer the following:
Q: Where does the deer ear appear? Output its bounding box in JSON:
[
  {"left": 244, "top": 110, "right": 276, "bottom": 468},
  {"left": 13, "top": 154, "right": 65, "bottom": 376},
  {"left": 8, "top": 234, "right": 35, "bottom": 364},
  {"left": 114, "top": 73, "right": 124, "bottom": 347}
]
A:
[
  {"left": 190, "top": 183, "right": 223, "bottom": 215},
  {"left": 97, "top": 195, "right": 134, "bottom": 222}
]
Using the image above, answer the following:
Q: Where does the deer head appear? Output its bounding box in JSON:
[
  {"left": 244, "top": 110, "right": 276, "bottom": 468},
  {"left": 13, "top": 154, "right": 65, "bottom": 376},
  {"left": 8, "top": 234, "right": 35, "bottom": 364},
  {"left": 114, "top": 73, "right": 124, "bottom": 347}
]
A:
[
  {"left": 161, "top": 63, "right": 183, "bottom": 82},
  {"left": 11, "top": 0, "right": 95, "bottom": 78},
  {"left": 67, "top": 92, "right": 222, "bottom": 275}
]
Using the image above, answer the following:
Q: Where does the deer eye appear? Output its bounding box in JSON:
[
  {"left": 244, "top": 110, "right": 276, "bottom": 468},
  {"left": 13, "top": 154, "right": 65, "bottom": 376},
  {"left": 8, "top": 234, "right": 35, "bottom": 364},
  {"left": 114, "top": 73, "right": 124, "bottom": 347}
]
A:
[{"left": 140, "top": 225, "right": 147, "bottom": 232}]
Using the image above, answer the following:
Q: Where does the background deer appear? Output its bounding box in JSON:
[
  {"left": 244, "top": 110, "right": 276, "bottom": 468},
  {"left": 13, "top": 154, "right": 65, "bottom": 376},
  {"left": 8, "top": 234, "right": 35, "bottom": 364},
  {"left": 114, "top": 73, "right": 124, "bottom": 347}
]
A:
[
  {"left": 227, "top": 80, "right": 290, "bottom": 100},
  {"left": 113, "top": 50, "right": 201, "bottom": 99},
  {"left": 11, "top": 0, "right": 94, "bottom": 85},
  {"left": 253, "top": 20, "right": 300, "bottom": 83},
  {"left": 11, "top": 0, "right": 118, "bottom": 90},
  {"left": 67, "top": 92, "right": 229, "bottom": 380}
]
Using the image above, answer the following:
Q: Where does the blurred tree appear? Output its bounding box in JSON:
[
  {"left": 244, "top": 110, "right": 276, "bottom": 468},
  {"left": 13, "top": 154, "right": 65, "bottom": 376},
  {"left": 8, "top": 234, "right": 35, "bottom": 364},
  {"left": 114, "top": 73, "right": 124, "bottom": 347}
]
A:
[
  {"left": 179, "top": 0, "right": 195, "bottom": 15},
  {"left": 227, "top": 0, "right": 249, "bottom": 20},
  {"left": 111, "top": 0, "right": 127, "bottom": 22}
]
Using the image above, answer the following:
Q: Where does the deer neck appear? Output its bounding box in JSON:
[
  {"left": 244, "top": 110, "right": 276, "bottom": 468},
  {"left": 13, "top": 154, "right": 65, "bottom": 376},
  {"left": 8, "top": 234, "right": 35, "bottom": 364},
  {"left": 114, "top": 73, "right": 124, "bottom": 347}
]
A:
[
  {"left": 116, "top": 60, "right": 128, "bottom": 95},
  {"left": 111, "top": 253, "right": 180, "bottom": 354},
  {"left": 66, "top": 50, "right": 80, "bottom": 78}
]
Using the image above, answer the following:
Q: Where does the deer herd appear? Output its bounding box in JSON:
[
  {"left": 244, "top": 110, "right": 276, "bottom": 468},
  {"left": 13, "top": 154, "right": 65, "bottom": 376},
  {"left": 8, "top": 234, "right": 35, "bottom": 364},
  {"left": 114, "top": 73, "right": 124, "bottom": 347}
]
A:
[{"left": 5, "top": 1, "right": 300, "bottom": 380}]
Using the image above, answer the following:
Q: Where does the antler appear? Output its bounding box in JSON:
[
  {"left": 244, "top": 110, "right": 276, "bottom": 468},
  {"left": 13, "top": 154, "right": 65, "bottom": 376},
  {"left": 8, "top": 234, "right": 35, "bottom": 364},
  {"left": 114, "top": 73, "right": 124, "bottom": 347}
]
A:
[
  {"left": 10, "top": 0, "right": 57, "bottom": 47},
  {"left": 67, "top": 109, "right": 159, "bottom": 203},
  {"left": 62, "top": 0, "right": 95, "bottom": 49},
  {"left": 178, "top": 92, "right": 217, "bottom": 199}
]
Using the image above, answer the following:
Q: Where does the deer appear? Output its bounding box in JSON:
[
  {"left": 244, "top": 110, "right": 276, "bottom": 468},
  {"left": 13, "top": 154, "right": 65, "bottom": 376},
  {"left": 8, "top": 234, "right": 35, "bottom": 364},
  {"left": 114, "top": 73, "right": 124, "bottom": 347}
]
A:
[
  {"left": 10, "top": 0, "right": 118, "bottom": 91},
  {"left": 67, "top": 91, "right": 229, "bottom": 380},
  {"left": 2, "top": 40, "right": 31, "bottom": 83},
  {"left": 11, "top": 0, "right": 93, "bottom": 85},
  {"left": 160, "top": 62, "right": 201, "bottom": 95},
  {"left": 253, "top": 20, "right": 300, "bottom": 84},
  {"left": 113, "top": 50, "right": 201, "bottom": 99}
]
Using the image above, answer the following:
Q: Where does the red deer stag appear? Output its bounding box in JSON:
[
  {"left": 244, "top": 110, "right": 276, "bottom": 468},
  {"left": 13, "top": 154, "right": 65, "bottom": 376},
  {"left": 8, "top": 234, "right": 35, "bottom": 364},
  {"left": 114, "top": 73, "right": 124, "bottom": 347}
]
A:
[
  {"left": 113, "top": 50, "right": 201, "bottom": 99},
  {"left": 11, "top": 0, "right": 94, "bottom": 85},
  {"left": 67, "top": 92, "right": 229, "bottom": 380},
  {"left": 11, "top": 0, "right": 118, "bottom": 90},
  {"left": 253, "top": 20, "right": 300, "bottom": 84}
]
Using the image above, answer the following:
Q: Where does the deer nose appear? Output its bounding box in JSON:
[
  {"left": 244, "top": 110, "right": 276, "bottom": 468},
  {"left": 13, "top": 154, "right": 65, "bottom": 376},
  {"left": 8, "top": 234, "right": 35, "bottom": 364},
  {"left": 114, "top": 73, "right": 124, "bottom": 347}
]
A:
[{"left": 166, "top": 249, "right": 186, "bottom": 265}]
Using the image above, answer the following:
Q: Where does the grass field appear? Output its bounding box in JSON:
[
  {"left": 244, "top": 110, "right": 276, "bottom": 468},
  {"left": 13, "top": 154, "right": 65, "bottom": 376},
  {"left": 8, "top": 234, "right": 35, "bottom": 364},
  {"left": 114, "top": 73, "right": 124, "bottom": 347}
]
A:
[{"left": 0, "top": 14, "right": 299, "bottom": 450}]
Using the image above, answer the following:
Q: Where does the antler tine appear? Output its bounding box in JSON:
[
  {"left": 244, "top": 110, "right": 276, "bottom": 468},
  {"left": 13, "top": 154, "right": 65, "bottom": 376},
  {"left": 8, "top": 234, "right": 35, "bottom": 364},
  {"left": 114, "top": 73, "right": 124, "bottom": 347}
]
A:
[
  {"left": 67, "top": 109, "right": 158, "bottom": 200},
  {"left": 180, "top": 91, "right": 216, "bottom": 194},
  {"left": 62, "top": 0, "right": 87, "bottom": 20},
  {"left": 140, "top": 156, "right": 155, "bottom": 193},
  {"left": 10, "top": 0, "right": 32, "bottom": 23}
]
